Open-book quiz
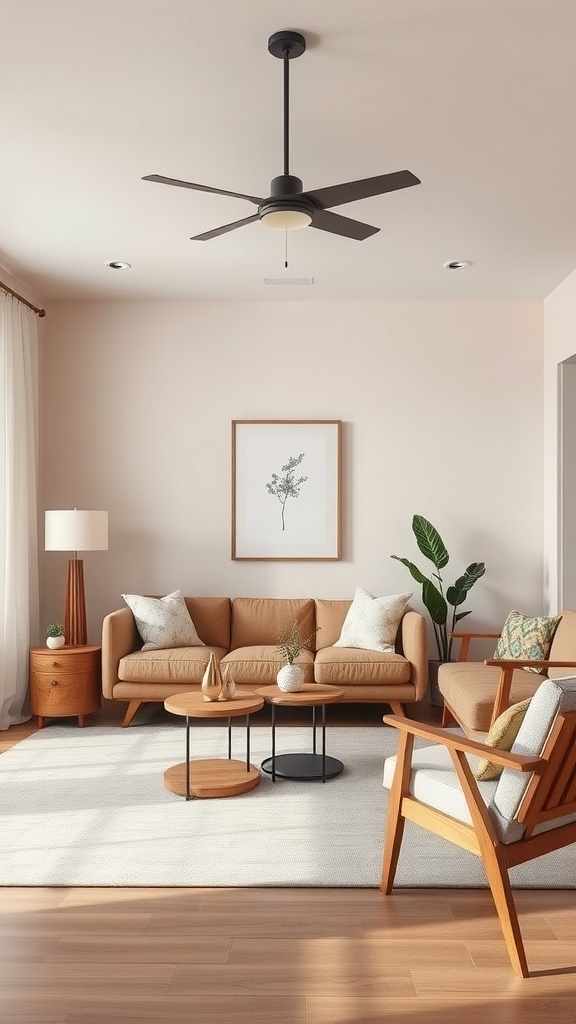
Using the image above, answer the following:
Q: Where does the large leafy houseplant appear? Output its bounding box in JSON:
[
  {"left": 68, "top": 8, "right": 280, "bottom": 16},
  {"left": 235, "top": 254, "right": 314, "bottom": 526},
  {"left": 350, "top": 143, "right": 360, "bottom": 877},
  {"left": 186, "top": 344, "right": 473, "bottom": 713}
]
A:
[{"left": 391, "top": 515, "right": 486, "bottom": 662}]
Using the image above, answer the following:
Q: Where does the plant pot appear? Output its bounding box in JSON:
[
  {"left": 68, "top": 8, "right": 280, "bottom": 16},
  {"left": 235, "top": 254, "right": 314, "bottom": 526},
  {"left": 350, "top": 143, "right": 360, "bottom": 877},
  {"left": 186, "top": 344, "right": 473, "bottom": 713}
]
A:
[
  {"left": 428, "top": 659, "right": 448, "bottom": 707},
  {"left": 277, "top": 663, "right": 304, "bottom": 692},
  {"left": 46, "top": 636, "right": 65, "bottom": 649}
]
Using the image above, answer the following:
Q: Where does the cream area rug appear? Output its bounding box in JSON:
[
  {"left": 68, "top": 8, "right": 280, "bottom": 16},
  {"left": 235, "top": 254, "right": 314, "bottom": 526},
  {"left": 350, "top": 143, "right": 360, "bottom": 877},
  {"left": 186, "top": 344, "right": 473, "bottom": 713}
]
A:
[{"left": 1, "top": 719, "right": 575, "bottom": 887}]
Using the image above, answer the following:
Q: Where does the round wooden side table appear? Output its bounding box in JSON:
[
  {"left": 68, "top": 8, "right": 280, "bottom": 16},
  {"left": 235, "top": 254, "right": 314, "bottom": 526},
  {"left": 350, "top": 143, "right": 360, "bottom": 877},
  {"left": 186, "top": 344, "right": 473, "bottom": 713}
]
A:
[
  {"left": 28, "top": 645, "right": 102, "bottom": 727},
  {"left": 256, "top": 683, "right": 345, "bottom": 782},
  {"left": 163, "top": 689, "right": 264, "bottom": 799}
]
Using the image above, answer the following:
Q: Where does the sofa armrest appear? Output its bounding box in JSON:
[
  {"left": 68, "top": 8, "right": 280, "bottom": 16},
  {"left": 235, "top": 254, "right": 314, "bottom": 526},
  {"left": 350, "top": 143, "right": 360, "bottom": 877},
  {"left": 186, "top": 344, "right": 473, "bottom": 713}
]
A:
[
  {"left": 101, "top": 608, "right": 140, "bottom": 699},
  {"left": 400, "top": 610, "right": 428, "bottom": 700}
]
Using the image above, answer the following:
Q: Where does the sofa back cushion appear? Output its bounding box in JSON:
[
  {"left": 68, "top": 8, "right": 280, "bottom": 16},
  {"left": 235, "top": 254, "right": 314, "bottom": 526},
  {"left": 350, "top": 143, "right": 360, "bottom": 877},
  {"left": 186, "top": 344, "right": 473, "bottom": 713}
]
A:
[
  {"left": 314, "top": 600, "right": 351, "bottom": 649},
  {"left": 230, "top": 598, "right": 315, "bottom": 650},
  {"left": 547, "top": 609, "right": 576, "bottom": 678},
  {"left": 184, "top": 598, "right": 231, "bottom": 649}
]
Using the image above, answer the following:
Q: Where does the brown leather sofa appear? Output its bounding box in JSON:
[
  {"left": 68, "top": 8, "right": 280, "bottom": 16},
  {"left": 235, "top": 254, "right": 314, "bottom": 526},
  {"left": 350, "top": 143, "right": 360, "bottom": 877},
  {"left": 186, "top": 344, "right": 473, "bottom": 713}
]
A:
[{"left": 101, "top": 596, "right": 428, "bottom": 726}]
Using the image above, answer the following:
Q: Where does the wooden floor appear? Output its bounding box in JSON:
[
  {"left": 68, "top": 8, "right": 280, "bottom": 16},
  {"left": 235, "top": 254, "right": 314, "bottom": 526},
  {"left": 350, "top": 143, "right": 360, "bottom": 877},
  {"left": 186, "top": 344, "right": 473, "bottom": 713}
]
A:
[{"left": 1, "top": 700, "right": 576, "bottom": 1022}]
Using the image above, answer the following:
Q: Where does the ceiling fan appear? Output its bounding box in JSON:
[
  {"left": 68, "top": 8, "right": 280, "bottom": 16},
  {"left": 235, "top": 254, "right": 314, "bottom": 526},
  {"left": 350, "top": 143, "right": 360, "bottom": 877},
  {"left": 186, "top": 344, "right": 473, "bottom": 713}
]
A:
[{"left": 142, "top": 30, "right": 420, "bottom": 242}]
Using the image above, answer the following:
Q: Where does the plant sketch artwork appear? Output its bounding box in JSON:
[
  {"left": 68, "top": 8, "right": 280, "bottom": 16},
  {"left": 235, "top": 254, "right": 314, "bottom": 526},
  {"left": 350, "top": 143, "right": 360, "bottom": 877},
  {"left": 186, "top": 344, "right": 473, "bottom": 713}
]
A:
[
  {"left": 265, "top": 453, "right": 308, "bottom": 531},
  {"left": 232, "top": 421, "right": 341, "bottom": 560}
]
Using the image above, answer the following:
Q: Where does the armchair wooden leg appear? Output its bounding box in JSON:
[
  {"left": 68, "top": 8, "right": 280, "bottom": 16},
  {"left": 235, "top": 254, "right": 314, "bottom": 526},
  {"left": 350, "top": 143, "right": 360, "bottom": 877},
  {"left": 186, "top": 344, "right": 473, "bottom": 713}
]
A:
[
  {"left": 122, "top": 700, "right": 142, "bottom": 727},
  {"left": 481, "top": 845, "right": 529, "bottom": 978},
  {"left": 380, "top": 732, "right": 413, "bottom": 894},
  {"left": 441, "top": 702, "right": 456, "bottom": 727}
]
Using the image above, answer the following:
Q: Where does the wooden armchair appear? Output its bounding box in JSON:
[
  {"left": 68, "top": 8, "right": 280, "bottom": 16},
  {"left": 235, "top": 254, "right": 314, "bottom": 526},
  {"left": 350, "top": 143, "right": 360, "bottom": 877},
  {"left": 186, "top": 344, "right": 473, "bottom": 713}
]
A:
[
  {"left": 438, "top": 609, "right": 576, "bottom": 735},
  {"left": 380, "top": 675, "right": 576, "bottom": 977}
]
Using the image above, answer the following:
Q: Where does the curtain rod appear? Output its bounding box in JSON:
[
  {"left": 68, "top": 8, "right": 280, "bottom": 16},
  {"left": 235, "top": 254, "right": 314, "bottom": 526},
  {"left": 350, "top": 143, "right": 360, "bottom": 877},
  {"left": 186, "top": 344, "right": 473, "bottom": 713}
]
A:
[{"left": 0, "top": 279, "right": 46, "bottom": 317}]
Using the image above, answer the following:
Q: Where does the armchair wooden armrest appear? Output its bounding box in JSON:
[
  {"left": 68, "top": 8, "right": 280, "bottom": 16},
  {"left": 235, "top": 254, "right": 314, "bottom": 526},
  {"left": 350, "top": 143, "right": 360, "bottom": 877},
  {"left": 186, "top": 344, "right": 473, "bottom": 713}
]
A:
[
  {"left": 382, "top": 714, "right": 542, "bottom": 773},
  {"left": 450, "top": 630, "right": 501, "bottom": 661},
  {"left": 483, "top": 659, "right": 576, "bottom": 727}
]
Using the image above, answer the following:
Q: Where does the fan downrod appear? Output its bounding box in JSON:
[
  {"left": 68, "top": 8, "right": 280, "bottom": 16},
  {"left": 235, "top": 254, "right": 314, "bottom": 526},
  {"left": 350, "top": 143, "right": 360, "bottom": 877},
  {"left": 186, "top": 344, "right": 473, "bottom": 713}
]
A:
[{"left": 268, "top": 30, "right": 306, "bottom": 60}]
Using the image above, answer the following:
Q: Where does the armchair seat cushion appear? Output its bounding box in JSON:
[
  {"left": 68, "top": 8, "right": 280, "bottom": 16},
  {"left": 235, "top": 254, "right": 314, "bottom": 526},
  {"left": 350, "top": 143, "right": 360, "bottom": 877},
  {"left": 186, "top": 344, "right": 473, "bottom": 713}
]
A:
[
  {"left": 382, "top": 740, "right": 523, "bottom": 844},
  {"left": 314, "top": 646, "right": 410, "bottom": 685},
  {"left": 438, "top": 662, "right": 546, "bottom": 732},
  {"left": 118, "top": 646, "right": 226, "bottom": 684}
]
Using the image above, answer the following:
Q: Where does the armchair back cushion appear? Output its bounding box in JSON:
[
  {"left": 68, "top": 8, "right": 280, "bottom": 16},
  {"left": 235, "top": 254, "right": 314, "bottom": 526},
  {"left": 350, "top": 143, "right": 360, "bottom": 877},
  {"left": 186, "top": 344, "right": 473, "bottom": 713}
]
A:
[
  {"left": 494, "top": 675, "right": 576, "bottom": 819},
  {"left": 547, "top": 610, "right": 576, "bottom": 678}
]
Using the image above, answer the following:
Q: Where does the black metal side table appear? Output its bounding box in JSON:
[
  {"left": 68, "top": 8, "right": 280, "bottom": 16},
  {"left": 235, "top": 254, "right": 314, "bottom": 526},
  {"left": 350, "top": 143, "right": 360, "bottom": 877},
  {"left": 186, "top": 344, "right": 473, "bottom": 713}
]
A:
[{"left": 256, "top": 683, "right": 345, "bottom": 782}]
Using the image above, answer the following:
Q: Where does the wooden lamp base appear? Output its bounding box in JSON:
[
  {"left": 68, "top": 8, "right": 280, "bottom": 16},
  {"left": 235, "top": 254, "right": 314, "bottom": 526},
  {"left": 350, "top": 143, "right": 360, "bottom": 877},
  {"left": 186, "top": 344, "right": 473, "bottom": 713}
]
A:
[{"left": 65, "top": 557, "right": 87, "bottom": 646}]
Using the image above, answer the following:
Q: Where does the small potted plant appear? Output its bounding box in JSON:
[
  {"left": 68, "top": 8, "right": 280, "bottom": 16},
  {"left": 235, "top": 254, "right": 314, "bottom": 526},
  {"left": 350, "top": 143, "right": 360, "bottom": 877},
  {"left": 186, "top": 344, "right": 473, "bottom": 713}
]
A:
[
  {"left": 276, "top": 621, "right": 318, "bottom": 692},
  {"left": 45, "top": 623, "right": 65, "bottom": 649}
]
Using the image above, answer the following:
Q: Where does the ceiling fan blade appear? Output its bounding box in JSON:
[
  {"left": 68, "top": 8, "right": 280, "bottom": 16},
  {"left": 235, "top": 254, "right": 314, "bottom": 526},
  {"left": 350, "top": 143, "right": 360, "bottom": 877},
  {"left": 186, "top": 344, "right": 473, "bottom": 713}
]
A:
[
  {"left": 190, "top": 214, "right": 260, "bottom": 241},
  {"left": 310, "top": 209, "right": 379, "bottom": 240},
  {"left": 143, "top": 174, "right": 263, "bottom": 205},
  {"left": 305, "top": 170, "right": 420, "bottom": 210}
]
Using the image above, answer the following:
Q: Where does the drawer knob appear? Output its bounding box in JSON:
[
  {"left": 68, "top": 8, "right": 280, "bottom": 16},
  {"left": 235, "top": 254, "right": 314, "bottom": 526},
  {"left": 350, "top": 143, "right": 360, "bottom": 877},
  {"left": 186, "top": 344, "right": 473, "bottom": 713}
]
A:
[
  {"left": 52, "top": 661, "right": 59, "bottom": 667},
  {"left": 51, "top": 680, "right": 59, "bottom": 687}
]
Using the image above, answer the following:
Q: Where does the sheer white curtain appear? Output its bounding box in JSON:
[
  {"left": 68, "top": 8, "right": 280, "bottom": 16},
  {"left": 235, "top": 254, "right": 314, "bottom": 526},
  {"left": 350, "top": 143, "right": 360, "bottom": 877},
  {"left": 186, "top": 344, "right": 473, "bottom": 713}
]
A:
[{"left": 0, "top": 291, "right": 39, "bottom": 728}]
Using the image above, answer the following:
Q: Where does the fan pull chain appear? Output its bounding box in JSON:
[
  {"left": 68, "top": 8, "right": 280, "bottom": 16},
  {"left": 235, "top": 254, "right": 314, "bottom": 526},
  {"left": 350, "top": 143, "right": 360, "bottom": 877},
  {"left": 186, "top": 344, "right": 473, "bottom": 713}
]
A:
[{"left": 285, "top": 230, "right": 288, "bottom": 269}]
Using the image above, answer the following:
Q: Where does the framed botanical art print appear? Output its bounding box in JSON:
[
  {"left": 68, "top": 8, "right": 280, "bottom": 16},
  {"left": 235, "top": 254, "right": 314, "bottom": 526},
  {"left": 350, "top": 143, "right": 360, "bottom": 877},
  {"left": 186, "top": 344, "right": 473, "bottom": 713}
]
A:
[{"left": 232, "top": 420, "right": 342, "bottom": 560}]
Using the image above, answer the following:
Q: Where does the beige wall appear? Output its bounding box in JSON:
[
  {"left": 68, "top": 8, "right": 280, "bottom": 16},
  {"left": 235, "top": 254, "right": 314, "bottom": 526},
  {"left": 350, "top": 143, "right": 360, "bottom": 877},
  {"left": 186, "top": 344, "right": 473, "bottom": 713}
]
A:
[
  {"left": 40, "top": 299, "right": 543, "bottom": 647},
  {"left": 543, "top": 268, "right": 576, "bottom": 609}
]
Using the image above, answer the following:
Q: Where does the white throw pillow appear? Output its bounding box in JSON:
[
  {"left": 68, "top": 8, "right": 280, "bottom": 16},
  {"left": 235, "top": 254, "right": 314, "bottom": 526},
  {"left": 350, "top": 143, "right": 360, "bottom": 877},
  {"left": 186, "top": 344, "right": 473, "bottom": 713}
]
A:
[
  {"left": 334, "top": 588, "right": 412, "bottom": 653},
  {"left": 121, "top": 590, "right": 205, "bottom": 651}
]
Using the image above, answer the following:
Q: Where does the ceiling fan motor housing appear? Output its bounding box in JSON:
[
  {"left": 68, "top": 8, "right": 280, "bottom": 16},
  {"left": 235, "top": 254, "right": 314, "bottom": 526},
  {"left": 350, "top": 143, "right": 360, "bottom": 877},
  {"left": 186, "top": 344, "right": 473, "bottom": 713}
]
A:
[{"left": 258, "top": 174, "right": 315, "bottom": 225}]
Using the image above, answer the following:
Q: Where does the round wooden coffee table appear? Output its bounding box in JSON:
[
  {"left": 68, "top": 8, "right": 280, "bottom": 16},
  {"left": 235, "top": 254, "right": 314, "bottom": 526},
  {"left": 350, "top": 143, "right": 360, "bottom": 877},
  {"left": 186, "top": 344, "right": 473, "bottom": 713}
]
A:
[
  {"left": 163, "top": 690, "right": 264, "bottom": 799},
  {"left": 256, "top": 683, "right": 345, "bottom": 782}
]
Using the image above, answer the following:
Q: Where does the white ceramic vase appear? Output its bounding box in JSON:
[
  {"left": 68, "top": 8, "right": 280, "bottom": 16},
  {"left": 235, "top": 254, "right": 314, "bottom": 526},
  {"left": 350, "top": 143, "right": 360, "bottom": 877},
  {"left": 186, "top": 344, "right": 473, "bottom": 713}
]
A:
[
  {"left": 276, "top": 662, "right": 304, "bottom": 692},
  {"left": 46, "top": 636, "right": 65, "bottom": 649}
]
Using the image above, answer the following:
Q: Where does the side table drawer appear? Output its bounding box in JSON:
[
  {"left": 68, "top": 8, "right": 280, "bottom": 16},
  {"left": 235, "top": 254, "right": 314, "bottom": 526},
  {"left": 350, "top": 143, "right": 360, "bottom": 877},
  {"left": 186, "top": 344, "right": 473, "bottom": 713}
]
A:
[
  {"left": 30, "top": 651, "right": 98, "bottom": 675},
  {"left": 29, "top": 672, "right": 101, "bottom": 717}
]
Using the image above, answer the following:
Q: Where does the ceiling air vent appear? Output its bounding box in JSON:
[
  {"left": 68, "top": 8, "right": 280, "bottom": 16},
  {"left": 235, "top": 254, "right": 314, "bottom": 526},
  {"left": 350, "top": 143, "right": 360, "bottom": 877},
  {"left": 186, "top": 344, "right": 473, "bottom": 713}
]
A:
[{"left": 263, "top": 277, "right": 314, "bottom": 286}]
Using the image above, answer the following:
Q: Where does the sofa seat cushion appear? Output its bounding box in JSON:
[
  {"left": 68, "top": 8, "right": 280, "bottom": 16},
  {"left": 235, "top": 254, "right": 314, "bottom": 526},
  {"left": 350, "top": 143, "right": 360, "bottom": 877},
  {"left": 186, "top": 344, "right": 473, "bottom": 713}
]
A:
[
  {"left": 314, "top": 646, "right": 411, "bottom": 686},
  {"left": 118, "top": 646, "right": 226, "bottom": 684},
  {"left": 221, "top": 646, "right": 315, "bottom": 686},
  {"left": 438, "top": 662, "right": 546, "bottom": 733}
]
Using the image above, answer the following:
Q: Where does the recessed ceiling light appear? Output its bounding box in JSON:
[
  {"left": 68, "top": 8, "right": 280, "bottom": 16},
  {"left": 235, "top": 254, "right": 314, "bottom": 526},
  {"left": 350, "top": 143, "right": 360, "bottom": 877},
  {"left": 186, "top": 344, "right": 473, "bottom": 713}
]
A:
[
  {"left": 105, "top": 260, "right": 131, "bottom": 270},
  {"left": 443, "top": 259, "right": 471, "bottom": 270}
]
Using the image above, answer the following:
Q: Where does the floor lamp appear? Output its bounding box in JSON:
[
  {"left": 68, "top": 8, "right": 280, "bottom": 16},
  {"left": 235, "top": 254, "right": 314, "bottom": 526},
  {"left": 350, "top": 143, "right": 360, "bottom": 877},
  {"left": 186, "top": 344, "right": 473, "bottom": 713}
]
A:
[{"left": 45, "top": 510, "right": 108, "bottom": 646}]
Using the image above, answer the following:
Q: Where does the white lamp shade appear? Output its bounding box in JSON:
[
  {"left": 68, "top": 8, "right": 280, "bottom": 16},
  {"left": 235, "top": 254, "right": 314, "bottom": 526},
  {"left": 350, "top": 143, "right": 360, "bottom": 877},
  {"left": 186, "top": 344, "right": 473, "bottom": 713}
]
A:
[{"left": 45, "top": 510, "right": 108, "bottom": 552}]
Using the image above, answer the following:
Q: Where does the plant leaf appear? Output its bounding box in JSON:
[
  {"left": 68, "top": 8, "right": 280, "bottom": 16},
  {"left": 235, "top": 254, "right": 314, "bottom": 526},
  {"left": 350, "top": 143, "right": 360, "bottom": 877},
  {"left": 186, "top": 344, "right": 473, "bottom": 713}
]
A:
[
  {"left": 446, "top": 562, "right": 486, "bottom": 607},
  {"left": 422, "top": 579, "right": 447, "bottom": 625},
  {"left": 454, "top": 610, "right": 472, "bottom": 622},
  {"left": 390, "top": 555, "right": 428, "bottom": 585},
  {"left": 412, "top": 515, "right": 449, "bottom": 570}
]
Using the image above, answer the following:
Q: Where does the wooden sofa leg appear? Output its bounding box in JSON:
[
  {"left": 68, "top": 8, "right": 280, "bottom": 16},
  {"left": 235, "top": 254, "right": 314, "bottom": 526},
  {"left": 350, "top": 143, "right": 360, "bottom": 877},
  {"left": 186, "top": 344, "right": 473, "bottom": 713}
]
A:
[
  {"left": 388, "top": 700, "right": 405, "bottom": 717},
  {"left": 122, "top": 700, "right": 142, "bottom": 728}
]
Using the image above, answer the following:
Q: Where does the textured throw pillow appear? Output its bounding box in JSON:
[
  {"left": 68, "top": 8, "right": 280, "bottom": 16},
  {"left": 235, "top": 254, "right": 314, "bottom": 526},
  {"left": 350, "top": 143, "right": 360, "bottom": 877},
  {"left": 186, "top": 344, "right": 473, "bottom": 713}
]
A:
[
  {"left": 474, "top": 698, "right": 532, "bottom": 781},
  {"left": 494, "top": 609, "right": 561, "bottom": 673},
  {"left": 334, "top": 588, "right": 412, "bottom": 653},
  {"left": 121, "top": 590, "right": 205, "bottom": 651}
]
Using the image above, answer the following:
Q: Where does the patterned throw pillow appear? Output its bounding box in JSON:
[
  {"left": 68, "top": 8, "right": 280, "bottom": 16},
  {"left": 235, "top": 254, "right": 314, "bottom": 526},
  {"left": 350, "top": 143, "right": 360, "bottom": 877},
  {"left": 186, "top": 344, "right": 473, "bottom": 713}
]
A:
[
  {"left": 121, "top": 590, "right": 205, "bottom": 651},
  {"left": 334, "top": 588, "right": 412, "bottom": 653},
  {"left": 474, "top": 698, "right": 532, "bottom": 781},
  {"left": 494, "top": 609, "right": 561, "bottom": 673}
]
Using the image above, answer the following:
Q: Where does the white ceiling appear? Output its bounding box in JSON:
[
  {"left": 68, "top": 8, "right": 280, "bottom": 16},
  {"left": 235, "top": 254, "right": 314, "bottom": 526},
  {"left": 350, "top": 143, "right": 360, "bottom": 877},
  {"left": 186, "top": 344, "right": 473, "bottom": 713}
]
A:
[{"left": 2, "top": 0, "right": 576, "bottom": 303}]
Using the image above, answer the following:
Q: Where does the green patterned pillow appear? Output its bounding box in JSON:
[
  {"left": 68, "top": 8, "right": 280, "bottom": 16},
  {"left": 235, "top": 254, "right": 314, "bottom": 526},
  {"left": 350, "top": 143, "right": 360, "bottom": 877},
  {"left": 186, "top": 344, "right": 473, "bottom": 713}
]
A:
[{"left": 494, "top": 610, "right": 561, "bottom": 673}]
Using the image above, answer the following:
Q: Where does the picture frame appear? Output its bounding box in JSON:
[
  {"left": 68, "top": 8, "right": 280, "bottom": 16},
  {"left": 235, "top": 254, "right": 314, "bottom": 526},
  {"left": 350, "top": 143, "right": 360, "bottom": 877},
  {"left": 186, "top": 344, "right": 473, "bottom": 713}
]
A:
[{"left": 232, "top": 420, "right": 342, "bottom": 560}]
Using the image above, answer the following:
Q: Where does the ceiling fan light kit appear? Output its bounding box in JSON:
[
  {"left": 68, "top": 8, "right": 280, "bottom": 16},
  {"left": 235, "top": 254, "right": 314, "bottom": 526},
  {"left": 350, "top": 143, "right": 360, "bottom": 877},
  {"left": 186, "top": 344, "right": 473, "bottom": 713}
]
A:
[{"left": 142, "top": 30, "right": 420, "bottom": 244}]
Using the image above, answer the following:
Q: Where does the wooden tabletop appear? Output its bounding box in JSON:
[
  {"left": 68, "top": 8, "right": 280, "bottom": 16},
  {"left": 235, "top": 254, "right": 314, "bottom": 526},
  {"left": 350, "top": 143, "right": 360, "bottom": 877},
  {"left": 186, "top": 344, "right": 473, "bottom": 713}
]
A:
[
  {"left": 164, "top": 689, "right": 264, "bottom": 719},
  {"left": 256, "top": 683, "right": 345, "bottom": 706}
]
